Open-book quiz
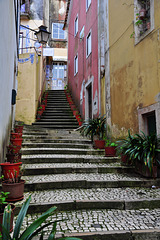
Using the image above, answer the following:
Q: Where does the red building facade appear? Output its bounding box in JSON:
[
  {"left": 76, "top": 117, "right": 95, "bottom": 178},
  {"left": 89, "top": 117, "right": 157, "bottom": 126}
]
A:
[{"left": 64, "top": 0, "right": 99, "bottom": 120}]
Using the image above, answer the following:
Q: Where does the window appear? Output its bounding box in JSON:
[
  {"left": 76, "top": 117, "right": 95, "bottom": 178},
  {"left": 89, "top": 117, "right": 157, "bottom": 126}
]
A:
[
  {"left": 74, "top": 55, "right": 78, "bottom": 75},
  {"left": 86, "top": 0, "right": 91, "bottom": 11},
  {"left": 74, "top": 15, "right": 78, "bottom": 36},
  {"left": 53, "top": 63, "right": 65, "bottom": 80},
  {"left": 134, "top": 0, "right": 154, "bottom": 44},
  {"left": 19, "top": 33, "right": 23, "bottom": 54},
  {"left": 86, "top": 32, "right": 92, "bottom": 57},
  {"left": 52, "top": 23, "right": 65, "bottom": 40}
]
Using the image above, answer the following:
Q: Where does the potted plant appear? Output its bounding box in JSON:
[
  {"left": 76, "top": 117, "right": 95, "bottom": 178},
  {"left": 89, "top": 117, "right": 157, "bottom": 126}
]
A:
[
  {"left": 0, "top": 161, "right": 22, "bottom": 180},
  {"left": 1, "top": 167, "right": 25, "bottom": 202},
  {"left": 105, "top": 140, "right": 117, "bottom": 157},
  {"left": 0, "top": 192, "right": 15, "bottom": 233},
  {"left": 1, "top": 195, "right": 81, "bottom": 240},
  {"left": 10, "top": 134, "right": 23, "bottom": 147},
  {"left": 14, "top": 122, "right": 24, "bottom": 133},
  {"left": 81, "top": 115, "right": 106, "bottom": 148},
  {"left": 117, "top": 130, "right": 160, "bottom": 177}
]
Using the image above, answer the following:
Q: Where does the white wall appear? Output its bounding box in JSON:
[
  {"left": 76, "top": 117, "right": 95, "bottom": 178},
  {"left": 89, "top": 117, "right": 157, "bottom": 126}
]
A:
[{"left": 0, "top": 0, "right": 18, "bottom": 162}]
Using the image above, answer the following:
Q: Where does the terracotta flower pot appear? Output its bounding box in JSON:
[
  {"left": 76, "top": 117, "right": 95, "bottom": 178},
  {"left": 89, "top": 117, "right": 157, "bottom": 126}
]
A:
[
  {"left": 41, "top": 105, "right": 46, "bottom": 110},
  {"left": 10, "top": 138, "right": 23, "bottom": 146},
  {"left": 15, "top": 126, "right": 24, "bottom": 133},
  {"left": 2, "top": 180, "right": 25, "bottom": 202},
  {"left": 7, "top": 145, "right": 21, "bottom": 154},
  {"left": 105, "top": 146, "right": 116, "bottom": 157},
  {"left": 0, "top": 204, "right": 15, "bottom": 233},
  {"left": 0, "top": 162, "right": 22, "bottom": 180},
  {"left": 94, "top": 140, "right": 105, "bottom": 149},
  {"left": 11, "top": 132, "right": 22, "bottom": 138}
]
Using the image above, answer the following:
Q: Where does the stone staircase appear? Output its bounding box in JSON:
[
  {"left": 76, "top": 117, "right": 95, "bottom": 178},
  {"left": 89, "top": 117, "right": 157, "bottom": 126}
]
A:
[
  {"left": 14, "top": 122, "right": 160, "bottom": 240},
  {"left": 32, "top": 90, "right": 79, "bottom": 129}
]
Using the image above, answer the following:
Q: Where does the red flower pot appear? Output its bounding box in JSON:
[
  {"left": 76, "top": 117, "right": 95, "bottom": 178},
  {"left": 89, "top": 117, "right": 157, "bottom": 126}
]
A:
[
  {"left": 11, "top": 132, "right": 22, "bottom": 138},
  {"left": 41, "top": 105, "right": 46, "bottom": 110},
  {"left": 73, "top": 110, "right": 78, "bottom": 116},
  {"left": 70, "top": 105, "right": 76, "bottom": 111},
  {"left": 0, "top": 162, "right": 22, "bottom": 180},
  {"left": 37, "top": 110, "right": 43, "bottom": 115},
  {"left": 94, "top": 140, "right": 105, "bottom": 149},
  {"left": 78, "top": 121, "right": 82, "bottom": 126},
  {"left": 7, "top": 145, "right": 21, "bottom": 154},
  {"left": 105, "top": 146, "right": 116, "bottom": 157},
  {"left": 0, "top": 204, "right": 15, "bottom": 232},
  {"left": 2, "top": 180, "right": 25, "bottom": 202},
  {"left": 10, "top": 138, "right": 23, "bottom": 146},
  {"left": 15, "top": 126, "right": 24, "bottom": 133}
]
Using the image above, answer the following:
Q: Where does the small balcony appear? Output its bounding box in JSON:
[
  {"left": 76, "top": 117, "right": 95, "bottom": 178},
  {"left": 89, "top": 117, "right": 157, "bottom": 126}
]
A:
[{"left": 20, "top": 0, "right": 30, "bottom": 19}]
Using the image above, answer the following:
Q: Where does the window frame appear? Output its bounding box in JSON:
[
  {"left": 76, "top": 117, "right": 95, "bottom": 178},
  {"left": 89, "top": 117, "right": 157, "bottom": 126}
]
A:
[
  {"left": 74, "top": 54, "right": 78, "bottom": 76},
  {"left": 52, "top": 22, "right": 65, "bottom": 40},
  {"left": 134, "top": 0, "right": 154, "bottom": 45},
  {"left": 86, "top": 31, "right": 92, "bottom": 58},
  {"left": 74, "top": 14, "right": 78, "bottom": 37}
]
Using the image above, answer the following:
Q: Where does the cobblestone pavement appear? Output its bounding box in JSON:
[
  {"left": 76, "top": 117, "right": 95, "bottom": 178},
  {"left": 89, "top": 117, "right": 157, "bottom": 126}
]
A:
[
  {"left": 19, "top": 187, "right": 160, "bottom": 203},
  {"left": 23, "top": 173, "right": 142, "bottom": 183},
  {"left": 23, "top": 162, "right": 121, "bottom": 169},
  {"left": 22, "top": 154, "right": 113, "bottom": 160},
  {"left": 16, "top": 208, "right": 160, "bottom": 235}
]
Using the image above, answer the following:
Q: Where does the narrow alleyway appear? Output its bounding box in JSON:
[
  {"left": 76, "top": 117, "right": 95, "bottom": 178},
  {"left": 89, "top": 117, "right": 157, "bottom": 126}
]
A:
[{"left": 15, "top": 90, "right": 160, "bottom": 240}]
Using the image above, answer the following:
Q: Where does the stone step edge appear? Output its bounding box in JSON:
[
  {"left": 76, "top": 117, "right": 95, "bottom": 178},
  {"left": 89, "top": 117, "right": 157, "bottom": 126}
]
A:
[
  {"left": 22, "top": 179, "right": 160, "bottom": 191},
  {"left": 21, "top": 157, "right": 120, "bottom": 164},
  {"left": 23, "top": 166, "right": 133, "bottom": 175},
  {"left": 14, "top": 198, "right": 160, "bottom": 215},
  {"left": 54, "top": 229, "right": 160, "bottom": 240}
]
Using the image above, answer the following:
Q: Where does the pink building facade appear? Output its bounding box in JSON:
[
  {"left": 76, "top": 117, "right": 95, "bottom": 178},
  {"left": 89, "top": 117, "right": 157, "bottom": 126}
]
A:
[{"left": 64, "top": 0, "right": 99, "bottom": 120}]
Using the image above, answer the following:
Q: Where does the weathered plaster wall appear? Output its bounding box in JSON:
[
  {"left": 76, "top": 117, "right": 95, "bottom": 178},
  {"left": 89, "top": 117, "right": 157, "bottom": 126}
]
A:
[
  {"left": 16, "top": 53, "right": 41, "bottom": 125},
  {"left": 108, "top": 0, "right": 160, "bottom": 137},
  {"left": 49, "top": 0, "right": 67, "bottom": 48},
  {"left": 0, "top": 0, "right": 18, "bottom": 162},
  {"left": 67, "top": 0, "right": 99, "bottom": 119}
]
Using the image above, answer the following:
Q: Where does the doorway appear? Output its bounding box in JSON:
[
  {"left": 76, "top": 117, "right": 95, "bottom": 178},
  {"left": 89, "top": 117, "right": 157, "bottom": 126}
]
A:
[{"left": 85, "top": 82, "right": 93, "bottom": 120}]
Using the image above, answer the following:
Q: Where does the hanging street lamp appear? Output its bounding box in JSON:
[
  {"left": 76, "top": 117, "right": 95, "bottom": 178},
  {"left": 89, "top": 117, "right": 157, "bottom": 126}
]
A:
[{"left": 35, "top": 25, "right": 51, "bottom": 44}]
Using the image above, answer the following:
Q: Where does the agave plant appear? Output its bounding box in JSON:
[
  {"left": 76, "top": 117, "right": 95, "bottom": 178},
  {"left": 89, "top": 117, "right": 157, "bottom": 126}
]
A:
[
  {"left": 118, "top": 130, "right": 160, "bottom": 173},
  {"left": 81, "top": 115, "right": 106, "bottom": 141},
  {"left": 1, "top": 196, "right": 81, "bottom": 240}
]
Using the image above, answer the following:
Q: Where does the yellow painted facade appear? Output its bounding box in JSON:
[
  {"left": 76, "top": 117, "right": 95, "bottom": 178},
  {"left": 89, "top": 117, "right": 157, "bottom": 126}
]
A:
[
  {"left": 16, "top": 53, "right": 45, "bottom": 125},
  {"left": 108, "top": 0, "right": 160, "bottom": 137}
]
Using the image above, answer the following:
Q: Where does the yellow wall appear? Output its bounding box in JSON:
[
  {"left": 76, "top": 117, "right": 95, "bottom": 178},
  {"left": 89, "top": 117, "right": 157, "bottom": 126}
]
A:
[
  {"left": 16, "top": 53, "right": 44, "bottom": 125},
  {"left": 108, "top": 0, "right": 160, "bottom": 137}
]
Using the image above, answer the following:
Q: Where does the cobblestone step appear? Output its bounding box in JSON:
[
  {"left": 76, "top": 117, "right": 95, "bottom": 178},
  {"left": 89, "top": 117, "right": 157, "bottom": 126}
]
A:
[
  {"left": 31, "top": 125, "right": 79, "bottom": 130},
  {"left": 23, "top": 162, "right": 133, "bottom": 175},
  {"left": 14, "top": 187, "right": 160, "bottom": 213},
  {"left": 22, "top": 154, "right": 119, "bottom": 164},
  {"left": 40, "top": 116, "right": 75, "bottom": 119},
  {"left": 36, "top": 119, "right": 77, "bottom": 122},
  {"left": 22, "top": 173, "right": 160, "bottom": 191},
  {"left": 22, "top": 139, "right": 92, "bottom": 144},
  {"left": 21, "top": 148, "right": 105, "bottom": 155},
  {"left": 22, "top": 143, "right": 93, "bottom": 149},
  {"left": 13, "top": 208, "right": 160, "bottom": 240},
  {"left": 32, "top": 122, "right": 78, "bottom": 127}
]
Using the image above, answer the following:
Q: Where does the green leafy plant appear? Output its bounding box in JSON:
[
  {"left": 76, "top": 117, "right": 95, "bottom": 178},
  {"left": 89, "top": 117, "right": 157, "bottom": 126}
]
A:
[
  {"left": 0, "top": 192, "right": 10, "bottom": 212},
  {"left": 105, "top": 140, "right": 118, "bottom": 147},
  {"left": 1, "top": 196, "right": 81, "bottom": 240},
  {"left": 81, "top": 115, "right": 106, "bottom": 141},
  {"left": 117, "top": 130, "right": 160, "bottom": 173}
]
